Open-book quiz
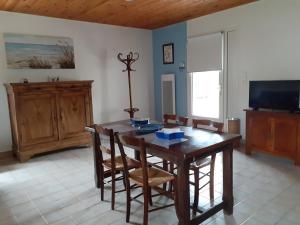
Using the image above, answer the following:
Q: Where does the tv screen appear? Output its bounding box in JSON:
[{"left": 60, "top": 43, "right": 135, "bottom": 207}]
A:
[{"left": 249, "top": 80, "right": 300, "bottom": 111}]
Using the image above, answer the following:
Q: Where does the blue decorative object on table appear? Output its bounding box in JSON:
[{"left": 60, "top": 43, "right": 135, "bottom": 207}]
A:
[
  {"left": 156, "top": 128, "right": 184, "bottom": 140},
  {"left": 136, "top": 123, "right": 163, "bottom": 135},
  {"left": 130, "top": 118, "right": 149, "bottom": 127}
]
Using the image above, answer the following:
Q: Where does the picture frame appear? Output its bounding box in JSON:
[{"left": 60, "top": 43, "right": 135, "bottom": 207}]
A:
[
  {"left": 163, "top": 43, "right": 174, "bottom": 64},
  {"left": 3, "top": 33, "right": 75, "bottom": 69}
]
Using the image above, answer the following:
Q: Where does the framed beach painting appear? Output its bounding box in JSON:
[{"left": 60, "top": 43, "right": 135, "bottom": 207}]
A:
[{"left": 3, "top": 33, "right": 75, "bottom": 69}]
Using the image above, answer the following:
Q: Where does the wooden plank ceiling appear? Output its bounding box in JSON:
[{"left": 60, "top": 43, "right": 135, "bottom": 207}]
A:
[{"left": 0, "top": 0, "right": 256, "bottom": 29}]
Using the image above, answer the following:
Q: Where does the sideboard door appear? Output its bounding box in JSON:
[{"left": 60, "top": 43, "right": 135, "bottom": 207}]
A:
[
  {"left": 272, "top": 117, "right": 298, "bottom": 157},
  {"left": 248, "top": 114, "right": 272, "bottom": 151},
  {"left": 18, "top": 94, "right": 59, "bottom": 146},
  {"left": 57, "top": 91, "right": 92, "bottom": 140}
]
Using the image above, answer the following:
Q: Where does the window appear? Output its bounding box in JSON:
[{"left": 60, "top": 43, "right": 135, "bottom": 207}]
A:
[
  {"left": 187, "top": 32, "right": 224, "bottom": 121},
  {"left": 191, "top": 71, "right": 221, "bottom": 119}
]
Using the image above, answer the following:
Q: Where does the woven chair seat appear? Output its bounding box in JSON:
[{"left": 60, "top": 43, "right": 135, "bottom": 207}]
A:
[
  {"left": 129, "top": 167, "right": 174, "bottom": 187},
  {"left": 103, "top": 155, "right": 141, "bottom": 170}
]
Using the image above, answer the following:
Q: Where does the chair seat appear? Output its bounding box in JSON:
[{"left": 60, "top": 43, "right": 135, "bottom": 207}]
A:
[
  {"left": 129, "top": 167, "right": 174, "bottom": 187},
  {"left": 103, "top": 155, "right": 140, "bottom": 170},
  {"left": 190, "top": 157, "right": 211, "bottom": 169}
]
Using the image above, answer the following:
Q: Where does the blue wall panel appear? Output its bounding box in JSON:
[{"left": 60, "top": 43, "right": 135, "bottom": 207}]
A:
[{"left": 152, "top": 22, "right": 187, "bottom": 120}]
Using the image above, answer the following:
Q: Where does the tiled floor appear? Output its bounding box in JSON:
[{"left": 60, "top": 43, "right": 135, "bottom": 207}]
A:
[{"left": 1, "top": 147, "right": 300, "bottom": 225}]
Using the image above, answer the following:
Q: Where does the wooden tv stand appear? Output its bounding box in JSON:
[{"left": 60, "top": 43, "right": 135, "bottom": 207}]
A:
[{"left": 245, "top": 109, "right": 300, "bottom": 165}]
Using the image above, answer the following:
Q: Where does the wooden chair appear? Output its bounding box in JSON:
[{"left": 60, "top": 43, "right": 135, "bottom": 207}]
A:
[
  {"left": 163, "top": 114, "right": 189, "bottom": 191},
  {"left": 178, "top": 116, "right": 189, "bottom": 126},
  {"left": 163, "top": 114, "right": 189, "bottom": 126},
  {"left": 146, "top": 114, "right": 187, "bottom": 185},
  {"left": 191, "top": 119, "right": 224, "bottom": 210},
  {"left": 163, "top": 114, "right": 177, "bottom": 124},
  {"left": 115, "top": 133, "right": 177, "bottom": 225},
  {"left": 86, "top": 125, "right": 140, "bottom": 210}
]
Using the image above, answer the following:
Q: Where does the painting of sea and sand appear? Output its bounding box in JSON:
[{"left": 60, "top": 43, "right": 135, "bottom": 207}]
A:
[{"left": 4, "top": 33, "right": 75, "bottom": 69}]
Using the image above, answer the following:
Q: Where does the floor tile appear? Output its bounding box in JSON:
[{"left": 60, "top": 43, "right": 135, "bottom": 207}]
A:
[{"left": 1, "top": 147, "right": 300, "bottom": 225}]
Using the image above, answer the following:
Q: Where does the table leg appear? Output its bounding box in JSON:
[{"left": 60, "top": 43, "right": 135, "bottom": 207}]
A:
[
  {"left": 176, "top": 160, "right": 191, "bottom": 225},
  {"left": 92, "top": 137, "right": 101, "bottom": 188},
  {"left": 134, "top": 149, "right": 141, "bottom": 161},
  {"left": 222, "top": 144, "right": 234, "bottom": 214}
]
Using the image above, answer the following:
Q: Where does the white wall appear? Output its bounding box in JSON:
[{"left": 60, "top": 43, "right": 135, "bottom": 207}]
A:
[
  {"left": 0, "top": 11, "right": 154, "bottom": 152},
  {"left": 187, "top": 0, "right": 300, "bottom": 137}
]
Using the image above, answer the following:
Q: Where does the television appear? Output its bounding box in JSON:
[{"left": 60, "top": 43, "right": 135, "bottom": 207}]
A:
[{"left": 249, "top": 80, "right": 300, "bottom": 111}]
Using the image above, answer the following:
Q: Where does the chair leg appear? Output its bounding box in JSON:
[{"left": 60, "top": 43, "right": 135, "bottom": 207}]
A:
[
  {"left": 100, "top": 166, "right": 104, "bottom": 201},
  {"left": 193, "top": 169, "right": 200, "bottom": 209},
  {"left": 143, "top": 188, "right": 149, "bottom": 225},
  {"left": 122, "top": 171, "right": 126, "bottom": 189},
  {"left": 148, "top": 188, "right": 153, "bottom": 206},
  {"left": 168, "top": 163, "right": 174, "bottom": 192},
  {"left": 209, "top": 155, "right": 216, "bottom": 200},
  {"left": 173, "top": 179, "right": 178, "bottom": 208},
  {"left": 162, "top": 160, "right": 168, "bottom": 190},
  {"left": 125, "top": 181, "right": 131, "bottom": 223},
  {"left": 111, "top": 170, "right": 116, "bottom": 210}
]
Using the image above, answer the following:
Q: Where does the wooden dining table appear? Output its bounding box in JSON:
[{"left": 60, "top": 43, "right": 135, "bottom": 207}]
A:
[{"left": 100, "top": 120, "right": 241, "bottom": 225}]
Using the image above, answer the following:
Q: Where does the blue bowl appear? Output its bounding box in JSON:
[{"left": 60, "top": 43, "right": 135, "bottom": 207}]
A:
[
  {"left": 136, "top": 124, "right": 163, "bottom": 134},
  {"left": 130, "top": 118, "right": 149, "bottom": 127},
  {"left": 155, "top": 131, "right": 184, "bottom": 140}
]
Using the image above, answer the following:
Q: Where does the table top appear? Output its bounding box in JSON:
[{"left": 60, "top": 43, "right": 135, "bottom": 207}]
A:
[{"left": 102, "top": 120, "right": 241, "bottom": 162}]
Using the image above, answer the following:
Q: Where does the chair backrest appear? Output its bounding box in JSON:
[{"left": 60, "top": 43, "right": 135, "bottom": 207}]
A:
[
  {"left": 115, "top": 133, "right": 148, "bottom": 186},
  {"left": 178, "top": 116, "right": 189, "bottom": 126},
  {"left": 164, "top": 114, "right": 189, "bottom": 126},
  {"left": 163, "top": 114, "right": 177, "bottom": 124},
  {"left": 192, "top": 119, "right": 224, "bottom": 132},
  {"left": 85, "top": 125, "right": 115, "bottom": 167}
]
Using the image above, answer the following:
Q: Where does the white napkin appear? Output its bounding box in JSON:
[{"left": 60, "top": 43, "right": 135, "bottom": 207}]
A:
[
  {"left": 132, "top": 117, "right": 149, "bottom": 121},
  {"left": 159, "top": 128, "right": 182, "bottom": 134}
]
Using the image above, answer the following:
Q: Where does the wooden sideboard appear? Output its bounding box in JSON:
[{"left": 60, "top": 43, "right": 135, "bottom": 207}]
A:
[
  {"left": 245, "top": 109, "right": 300, "bottom": 165},
  {"left": 5, "top": 81, "right": 94, "bottom": 162}
]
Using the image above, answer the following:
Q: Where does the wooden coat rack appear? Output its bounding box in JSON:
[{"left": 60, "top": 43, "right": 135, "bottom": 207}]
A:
[{"left": 117, "top": 52, "right": 139, "bottom": 118}]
